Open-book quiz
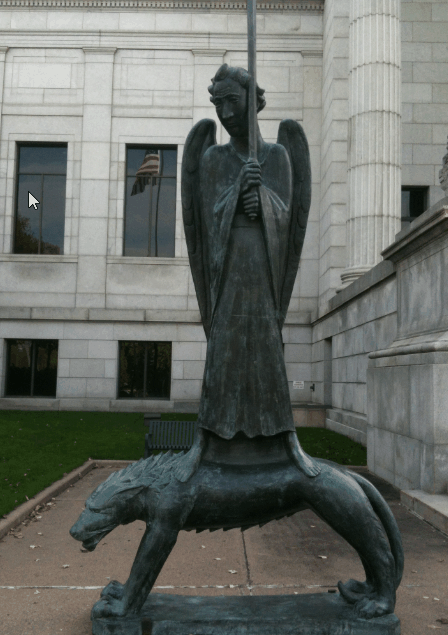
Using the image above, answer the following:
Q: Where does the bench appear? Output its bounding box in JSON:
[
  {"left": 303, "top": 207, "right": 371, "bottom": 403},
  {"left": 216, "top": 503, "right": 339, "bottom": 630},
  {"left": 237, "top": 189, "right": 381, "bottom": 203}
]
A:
[{"left": 144, "top": 413, "right": 198, "bottom": 458}]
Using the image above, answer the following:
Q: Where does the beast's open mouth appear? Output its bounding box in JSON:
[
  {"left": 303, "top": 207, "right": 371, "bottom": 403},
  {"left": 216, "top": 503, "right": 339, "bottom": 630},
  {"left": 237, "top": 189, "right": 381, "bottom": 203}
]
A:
[{"left": 81, "top": 531, "right": 110, "bottom": 552}]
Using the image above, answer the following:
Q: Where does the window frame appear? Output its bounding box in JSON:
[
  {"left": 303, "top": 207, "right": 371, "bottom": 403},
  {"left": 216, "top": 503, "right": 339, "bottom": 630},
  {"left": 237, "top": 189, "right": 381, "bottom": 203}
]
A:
[
  {"left": 13, "top": 142, "right": 68, "bottom": 255},
  {"left": 5, "top": 338, "right": 59, "bottom": 398},
  {"left": 401, "top": 186, "right": 429, "bottom": 227},
  {"left": 123, "top": 144, "right": 178, "bottom": 258},
  {"left": 118, "top": 340, "right": 172, "bottom": 401}
]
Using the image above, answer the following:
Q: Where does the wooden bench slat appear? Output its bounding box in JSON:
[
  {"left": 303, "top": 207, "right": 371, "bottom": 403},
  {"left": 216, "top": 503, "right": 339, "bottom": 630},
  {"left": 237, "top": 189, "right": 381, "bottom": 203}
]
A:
[{"left": 144, "top": 419, "right": 198, "bottom": 457}]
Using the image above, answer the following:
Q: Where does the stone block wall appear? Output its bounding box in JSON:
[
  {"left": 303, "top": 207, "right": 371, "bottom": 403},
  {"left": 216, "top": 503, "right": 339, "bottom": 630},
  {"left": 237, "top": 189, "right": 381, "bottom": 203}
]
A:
[
  {"left": 368, "top": 200, "right": 448, "bottom": 494},
  {"left": 401, "top": 1, "right": 448, "bottom": 204},
  {"left": 311, "top": 261, "right": 397, "bottom": 446},
  {"left": 0, "top": 313, "right": 313, "bottom": 410},
  {"left": 319, "top": 0, "right": 350, "bottom": 304}
]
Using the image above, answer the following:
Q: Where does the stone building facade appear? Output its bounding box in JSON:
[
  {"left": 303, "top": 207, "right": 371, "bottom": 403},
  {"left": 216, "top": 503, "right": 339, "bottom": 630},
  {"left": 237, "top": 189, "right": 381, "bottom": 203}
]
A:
[{"left": 0, "top": 0, "right": 447, "bottom": 493}]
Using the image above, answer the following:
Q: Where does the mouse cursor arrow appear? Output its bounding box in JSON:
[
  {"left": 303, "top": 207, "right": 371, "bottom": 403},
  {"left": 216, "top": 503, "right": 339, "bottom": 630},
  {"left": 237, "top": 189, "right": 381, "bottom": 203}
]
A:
[{"left": 28, "top": 192, "right": 40, "bottom": 210}]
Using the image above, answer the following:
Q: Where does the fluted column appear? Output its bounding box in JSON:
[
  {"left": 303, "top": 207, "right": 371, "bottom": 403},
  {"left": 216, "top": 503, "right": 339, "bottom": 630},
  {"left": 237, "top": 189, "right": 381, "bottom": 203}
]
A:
[{"left": 340, "top": 0, "right": 401, "bottom": 288}]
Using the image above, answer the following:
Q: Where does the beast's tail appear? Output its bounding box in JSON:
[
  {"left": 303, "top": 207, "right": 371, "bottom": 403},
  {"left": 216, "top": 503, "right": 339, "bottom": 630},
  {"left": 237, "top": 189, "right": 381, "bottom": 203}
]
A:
[{"left": 347, "top": 470, "right": 404, "bottom": 589}]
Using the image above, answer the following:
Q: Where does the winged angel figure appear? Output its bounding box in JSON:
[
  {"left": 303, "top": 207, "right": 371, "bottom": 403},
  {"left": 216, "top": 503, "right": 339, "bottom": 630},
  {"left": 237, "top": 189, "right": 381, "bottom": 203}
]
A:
[{"left": 176, "top": 64, "right": 321, "bottom": 482}]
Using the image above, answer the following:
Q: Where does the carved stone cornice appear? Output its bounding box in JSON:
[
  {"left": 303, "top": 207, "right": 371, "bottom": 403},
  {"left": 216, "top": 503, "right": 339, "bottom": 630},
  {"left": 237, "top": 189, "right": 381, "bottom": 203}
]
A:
[{"left": 0, "top": 0, "right": 323, "bottom": 10}]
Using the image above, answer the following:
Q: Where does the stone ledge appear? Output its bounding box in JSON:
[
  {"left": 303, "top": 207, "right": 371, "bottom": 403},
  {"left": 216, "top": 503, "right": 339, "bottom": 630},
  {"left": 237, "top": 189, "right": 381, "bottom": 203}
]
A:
[
  {"left": 0, "top": 307, "right": 202, "bottom": 323},
  {"left": 106, "top": 256, "right": 189, "bottom": 266},
  {"left": 312, "top": 260, "right": 396, "bottom": 324},
  {"left": 0, "top": 0, "right": 324, "bottom": 10},
  {"left": 382, "top": 200, "right": 448, "bottom": 264},
  {"left": 325, "top": 417, "right": 367, "bottom": 447},
  {"left": 401, "top": 490, "right": 448, "bottom": 537},
  {"left": 0, "top": 254, "right": 78, "bottom": 263}
]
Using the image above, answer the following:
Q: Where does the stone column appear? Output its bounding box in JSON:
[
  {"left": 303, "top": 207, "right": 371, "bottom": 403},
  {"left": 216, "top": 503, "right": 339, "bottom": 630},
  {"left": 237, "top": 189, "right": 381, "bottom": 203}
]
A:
[
  {"left": 0, "top": 47, "right": 9, "bottom": 254},
  {"left": 340, "top": 0, "right": 401, "bottom": 288},
  {"left": 76, "top": 47, "right": 116, "bottom": 308}
]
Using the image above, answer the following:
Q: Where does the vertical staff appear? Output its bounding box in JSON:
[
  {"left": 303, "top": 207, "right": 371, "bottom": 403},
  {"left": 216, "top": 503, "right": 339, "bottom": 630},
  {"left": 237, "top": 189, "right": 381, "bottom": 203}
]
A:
[{"left": 247, "top": 0, "right": 257, "bottom": 162}]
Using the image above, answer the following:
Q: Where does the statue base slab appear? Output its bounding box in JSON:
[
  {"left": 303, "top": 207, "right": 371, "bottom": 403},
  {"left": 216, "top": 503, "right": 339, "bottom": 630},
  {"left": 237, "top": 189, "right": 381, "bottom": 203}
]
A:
[{"left": 91, "top": 592, "right": 401, "bottom": 635}]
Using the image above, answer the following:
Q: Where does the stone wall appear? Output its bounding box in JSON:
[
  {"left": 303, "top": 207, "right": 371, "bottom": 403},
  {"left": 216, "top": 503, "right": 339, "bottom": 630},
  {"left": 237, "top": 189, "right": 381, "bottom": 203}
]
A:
[
  {"left": 311, "top": 261, "right": 397, "bottom": 446},
  {"left": 0, "top": 308, "right": 313, "bottom": 410},
  {"left": 368, "top": 199, "right": 448, "bottom": 494},
  {"left": 0, "top": 4, "right": 322, "bottom": 409},
  {"left": 401, "top": 1, "right": 448, "bottom": 204},
  {"left": 318, "top": 0, "right": 349, "bottom": 305}
]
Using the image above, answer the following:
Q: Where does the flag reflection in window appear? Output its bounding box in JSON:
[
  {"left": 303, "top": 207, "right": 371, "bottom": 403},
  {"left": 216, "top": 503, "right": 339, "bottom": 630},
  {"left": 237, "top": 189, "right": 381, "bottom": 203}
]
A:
[{"left": 123, "top": 147, "right": 177, "bottom": 257}]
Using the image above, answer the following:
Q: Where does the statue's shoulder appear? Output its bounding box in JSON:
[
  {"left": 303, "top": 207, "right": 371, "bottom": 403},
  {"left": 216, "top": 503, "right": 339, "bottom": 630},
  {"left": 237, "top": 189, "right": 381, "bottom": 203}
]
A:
[
  {"left": 266, "top": 142, "right": 289, "bottom": 162},
  {"left": 202, "top": 143, "right": 233, "bottom": 168}
]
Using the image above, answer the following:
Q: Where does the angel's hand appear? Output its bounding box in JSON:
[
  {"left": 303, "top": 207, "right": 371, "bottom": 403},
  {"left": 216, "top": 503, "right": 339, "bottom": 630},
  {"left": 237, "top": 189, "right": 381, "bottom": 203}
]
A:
[
  {"left": 240, "top": 160, "right": 261, "bottom": 193},
  {"left": 243, "top": 190, "right": 260, "bottom": 220}
]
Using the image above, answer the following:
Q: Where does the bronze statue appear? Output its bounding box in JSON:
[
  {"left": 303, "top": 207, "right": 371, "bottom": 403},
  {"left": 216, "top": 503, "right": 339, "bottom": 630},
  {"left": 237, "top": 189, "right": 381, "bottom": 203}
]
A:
[
  {"left": 69, "top": 66, "right": 403, "bottom": 634},
  {"left": 176, "top": 63, "right": 320, "bottom": 483}
]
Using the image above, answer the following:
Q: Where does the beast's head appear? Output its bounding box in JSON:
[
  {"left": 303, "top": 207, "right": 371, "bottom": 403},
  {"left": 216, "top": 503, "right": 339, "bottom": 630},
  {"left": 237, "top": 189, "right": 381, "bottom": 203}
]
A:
[{"left": 70, "top": 453, "right": 179, "bottom": 551}]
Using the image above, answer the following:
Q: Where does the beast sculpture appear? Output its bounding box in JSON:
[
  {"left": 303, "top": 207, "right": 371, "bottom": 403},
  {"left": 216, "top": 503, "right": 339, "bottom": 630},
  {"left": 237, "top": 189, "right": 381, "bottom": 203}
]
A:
[{"left": 70, "top": 433, "right": 404, "bottom": 623}]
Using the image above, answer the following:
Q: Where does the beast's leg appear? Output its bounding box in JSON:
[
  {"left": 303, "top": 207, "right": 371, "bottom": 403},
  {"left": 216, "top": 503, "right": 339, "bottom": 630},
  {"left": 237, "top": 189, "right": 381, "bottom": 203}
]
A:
[
  {"left": 308, "top": 471, "right": 396, "bottom": 619},
  {"left": 92, "top": 520, "right": 180, "bottom": 619}
]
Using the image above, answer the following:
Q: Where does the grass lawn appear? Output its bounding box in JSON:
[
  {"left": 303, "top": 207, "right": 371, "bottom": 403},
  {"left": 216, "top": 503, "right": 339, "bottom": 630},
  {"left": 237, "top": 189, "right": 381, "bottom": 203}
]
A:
[{"left": 0, "top": 410, "right": 366, "bottom": 519}]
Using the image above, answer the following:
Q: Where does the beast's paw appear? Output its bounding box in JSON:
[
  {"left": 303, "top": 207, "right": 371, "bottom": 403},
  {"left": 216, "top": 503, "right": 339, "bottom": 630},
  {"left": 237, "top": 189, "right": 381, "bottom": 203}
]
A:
[
  {"left": 92, "top": 595, "right": 127, "bottom": 619},
  {"left": 353, "top": 595, "right": 395, "bottom": 619},
  {"left": 101, "top": 580, "right": 124, "bottom": 600},
  {"left": 338, "top": 579, "right": 374, "bottom": 601}
]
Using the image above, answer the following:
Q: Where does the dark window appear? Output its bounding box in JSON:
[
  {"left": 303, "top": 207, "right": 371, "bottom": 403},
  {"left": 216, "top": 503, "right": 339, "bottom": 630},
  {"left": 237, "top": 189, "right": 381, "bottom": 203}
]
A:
[
  {"left": 401, "top": 187, "right": 429, "bottom": 228},
  {"left": 123, "top": 147, "right": 177, "bottom": 257},
  {"left": 14, "top": 144, "right": 67, "bottom": 254},
  {"left": 6, "top": 339, "right": 58, "bottom": 397},
  {"left": 118, "top": 341, "right": 171, "bottom": 399}
]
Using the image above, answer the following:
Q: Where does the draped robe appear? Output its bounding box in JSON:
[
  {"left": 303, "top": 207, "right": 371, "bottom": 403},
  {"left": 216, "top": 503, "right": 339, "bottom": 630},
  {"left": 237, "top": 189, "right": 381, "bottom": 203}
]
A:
[{"left": 196, "top": 141, "right": 297, "bottom": 439}]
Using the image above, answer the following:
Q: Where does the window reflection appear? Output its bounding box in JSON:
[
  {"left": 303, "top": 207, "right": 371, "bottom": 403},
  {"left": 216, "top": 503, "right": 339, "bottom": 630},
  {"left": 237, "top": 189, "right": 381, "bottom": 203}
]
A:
[
  {"left": 123, "top": 147, "right": 177, "bottom": 257},
  {"left": 6, "top": 339, "right": 58, "bottom": 397},
  {"left": 118, "top": 341, "right": 172, "bottom": 399},
  {"left": 14, "top": 145, "right": 67, "bottom": 255}
]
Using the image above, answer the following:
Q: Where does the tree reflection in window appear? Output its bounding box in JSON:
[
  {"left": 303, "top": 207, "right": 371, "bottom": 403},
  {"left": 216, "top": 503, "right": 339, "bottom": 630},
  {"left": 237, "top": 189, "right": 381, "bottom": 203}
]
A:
[
  {"left": 118, "top": 341, "right": 172, "bottom": 399},
  {"left": 14, "top": 145, "right": 67, "bottom": 255},
  {"left": 6, "top": 339, "right": 58, "bottom": 397},
  {"left": 123, "top": 147, "right": 177, "bottom": 257}
]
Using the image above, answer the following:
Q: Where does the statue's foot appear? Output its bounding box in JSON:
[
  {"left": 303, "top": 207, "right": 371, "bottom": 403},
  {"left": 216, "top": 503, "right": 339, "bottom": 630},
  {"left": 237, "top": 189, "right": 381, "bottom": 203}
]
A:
[
  {"left": 338, "top": 581, "right": 394, "bottom": 619},
  {"left": 287, "top": 432, "right": 321, "bottom": 478},
  {"left": 174, "top": 428, "right": 206, "bottom": 483}
]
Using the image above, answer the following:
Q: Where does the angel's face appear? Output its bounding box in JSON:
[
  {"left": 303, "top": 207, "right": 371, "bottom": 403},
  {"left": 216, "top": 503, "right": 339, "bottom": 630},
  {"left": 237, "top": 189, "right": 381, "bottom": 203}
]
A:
[{"left": 213, "top": 78, "right": 249, "bottom": 138}]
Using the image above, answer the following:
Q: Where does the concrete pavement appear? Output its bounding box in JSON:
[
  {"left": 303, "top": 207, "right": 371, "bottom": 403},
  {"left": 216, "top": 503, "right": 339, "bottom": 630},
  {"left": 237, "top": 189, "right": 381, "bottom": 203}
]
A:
[{"left": 0, "top": 465, "right": 447, "bottom": 634}]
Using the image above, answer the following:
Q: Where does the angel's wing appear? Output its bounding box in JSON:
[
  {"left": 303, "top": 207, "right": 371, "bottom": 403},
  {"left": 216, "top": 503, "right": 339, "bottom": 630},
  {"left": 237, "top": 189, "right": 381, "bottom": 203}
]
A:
[
  {"left": 181, "top": 119, "right": 217, "bottom": 338},
  {"left": 277, "top": 119, "right": 312, "bottom": 329}
]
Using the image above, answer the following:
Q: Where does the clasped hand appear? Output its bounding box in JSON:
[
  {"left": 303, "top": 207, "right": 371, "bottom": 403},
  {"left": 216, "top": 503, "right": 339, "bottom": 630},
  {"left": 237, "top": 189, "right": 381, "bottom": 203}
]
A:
[{"left": 240, "top": 160, "right": 261, "bottom": 219}]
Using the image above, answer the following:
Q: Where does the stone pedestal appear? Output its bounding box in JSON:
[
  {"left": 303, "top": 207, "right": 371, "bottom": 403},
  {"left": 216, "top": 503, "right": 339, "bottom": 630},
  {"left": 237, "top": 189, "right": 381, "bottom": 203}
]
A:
[
  {"left": 341, "top": 0, "right": 401, "bottom": 288},
  {"left": 367, "top": 199, "right": 448, "bottom": 494},
  {"left": 92, "top": 593, "right": 400, "bottom": 635}
]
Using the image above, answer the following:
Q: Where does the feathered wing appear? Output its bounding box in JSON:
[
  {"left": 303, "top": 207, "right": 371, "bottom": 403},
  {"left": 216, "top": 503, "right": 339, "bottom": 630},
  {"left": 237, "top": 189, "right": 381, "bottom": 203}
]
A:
[
  {"left": 277, "top": 119, "right": 312, "bottom": 329},
  {"left": 181, "top": 119, "right": 217, "bottom": 339}
]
